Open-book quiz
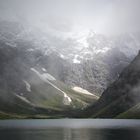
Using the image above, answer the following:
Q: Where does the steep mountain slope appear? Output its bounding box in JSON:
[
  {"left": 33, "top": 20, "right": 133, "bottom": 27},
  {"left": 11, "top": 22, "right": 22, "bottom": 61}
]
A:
[
  {"left": 83, "top": 51, "right": 140, "bottom": 118},
  {"left": 0, "top": 41, "right": 97, "bottom": 118},
  {"left": 116, "top": 103, "right": 140, "bottom": 119},
  {"left": 0, "top": 20, "right": 139, "bottom": 96},
  {"left": 0, "top": 20, "right": 140, "bottom": 118}
]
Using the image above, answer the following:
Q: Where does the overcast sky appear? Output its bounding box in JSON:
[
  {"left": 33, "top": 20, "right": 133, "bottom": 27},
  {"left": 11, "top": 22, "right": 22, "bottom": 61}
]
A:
[{"left": 0, "top": 0, "right": 140, "bottom": 35}]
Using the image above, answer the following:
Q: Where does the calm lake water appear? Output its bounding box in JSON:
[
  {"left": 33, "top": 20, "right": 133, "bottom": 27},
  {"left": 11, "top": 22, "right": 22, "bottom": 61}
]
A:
[{"left": 0, "top": 119, "right": 140, "bottom": 140}]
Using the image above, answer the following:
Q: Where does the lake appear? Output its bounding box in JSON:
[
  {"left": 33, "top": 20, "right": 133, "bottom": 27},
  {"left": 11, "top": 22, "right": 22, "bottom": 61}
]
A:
[{"left": 0, "top": 119, "right": 139, "bottom": 140}]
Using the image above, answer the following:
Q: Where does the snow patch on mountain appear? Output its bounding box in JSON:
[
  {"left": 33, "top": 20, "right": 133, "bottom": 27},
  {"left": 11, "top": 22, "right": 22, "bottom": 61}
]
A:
[
  {"left": 93, "top": 47, "right": 110, "bottom": 54},
  {"left": 60, "top": 54, "right": 65, "bottom": 59},
  {"left": 27, "top": 48, "right": 34, "bottom": 52},
  {"left": 73, "top": 55, "right": 81, "bottom": 64},
  {"left": 42, "top": 73, "right": 56, "bottom": 81},
  {"left": 73, "top": 86, "right": 93, "bottom": 95},
  {"left": 42, "top": 67, "right": 47, "bottom": 72},
  {"left": 31, "top": 68, "right": 72, "bottom": 105},
  {"left": 23, "top": 80, "right": 31, "bottom": 92},
  {"left": 30, "top": 68, "right": 56, "bottom": 81},
  {"left": 78, "top": 36, "right": 89, "bottom": 48},
  {"left": 63, "top": 93, "right": 72, "bottom": 105},
  {"left": 16, "top": 94, "right": 31, "bottom": 104}
]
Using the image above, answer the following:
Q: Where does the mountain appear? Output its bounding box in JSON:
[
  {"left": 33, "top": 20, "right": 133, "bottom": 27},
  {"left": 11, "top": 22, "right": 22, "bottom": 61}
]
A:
[
  {"left": 0, "top": 41, "right": 98, "bottom": 118},
  {"left": 0, "top": 20, "right": 140, "bottom": 118},
  {"left": 83, "top": 51, "right": 140, "bottom": 118},
  {"left": 116, "top": 103, "right": 140, "bottom": 119},
  {"left": 0, "top": 20, "right": 139, "bottom": 96}
]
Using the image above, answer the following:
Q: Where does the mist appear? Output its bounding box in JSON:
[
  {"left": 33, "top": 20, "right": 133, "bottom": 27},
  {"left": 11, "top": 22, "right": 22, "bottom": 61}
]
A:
[
  {"left": 0, "top": 0, "right": 140, "bottom": 119},
  {"left": 0, "top": 0, "right": 140, "bottom": 36}
]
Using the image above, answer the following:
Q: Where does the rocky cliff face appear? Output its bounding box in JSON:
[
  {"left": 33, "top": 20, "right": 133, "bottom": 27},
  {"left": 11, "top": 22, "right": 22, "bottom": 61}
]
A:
[
  {"left": 84, "top": 51, "right": 140, "bottom": 118},
  {"left": 0, "top": 20, "right": 140, "bottom": 118},
  {"left": 0, "top": 20, "right": 139, "bottom": 97},
  {"left": 0, "top": 40, "right": 100, "bottom": 118}
]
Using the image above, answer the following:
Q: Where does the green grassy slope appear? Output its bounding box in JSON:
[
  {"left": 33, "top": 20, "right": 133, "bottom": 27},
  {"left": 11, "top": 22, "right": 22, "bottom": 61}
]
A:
[
  {"left": 116, "top": 103, "right": 140, "bottom": 119},
  {"left": 0, "top": 69, "right": 98, "bottom": 119},
  {"left": 25, "top": 70, "right": 98, "bottom": 111}
]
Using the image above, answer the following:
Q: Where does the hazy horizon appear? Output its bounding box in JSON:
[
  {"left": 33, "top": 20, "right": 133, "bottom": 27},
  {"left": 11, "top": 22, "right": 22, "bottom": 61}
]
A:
[{"left": 0, "top": 0, "right": 140, "bottom": 36}]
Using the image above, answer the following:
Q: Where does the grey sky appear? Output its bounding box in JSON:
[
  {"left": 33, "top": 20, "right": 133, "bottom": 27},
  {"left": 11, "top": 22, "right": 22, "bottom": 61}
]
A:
[{"left": 0, "top": 0, "right": 140, "bottom": 35}]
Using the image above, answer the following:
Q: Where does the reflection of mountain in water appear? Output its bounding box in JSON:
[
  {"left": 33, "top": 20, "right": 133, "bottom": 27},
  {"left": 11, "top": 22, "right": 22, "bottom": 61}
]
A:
[{"left": 0, "top": 119, "right": 140, "bottom": 140}]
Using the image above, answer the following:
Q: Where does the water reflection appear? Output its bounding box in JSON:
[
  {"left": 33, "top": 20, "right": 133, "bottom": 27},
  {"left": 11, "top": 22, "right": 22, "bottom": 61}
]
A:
[{"left": 0, "top": 128, "right": 140, "bottom": 140}]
